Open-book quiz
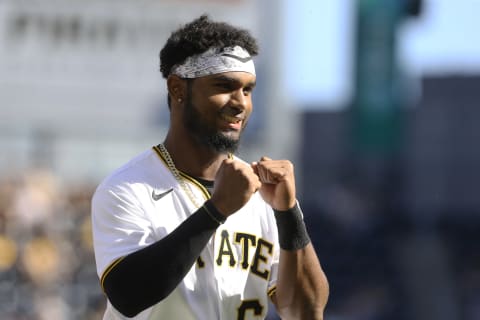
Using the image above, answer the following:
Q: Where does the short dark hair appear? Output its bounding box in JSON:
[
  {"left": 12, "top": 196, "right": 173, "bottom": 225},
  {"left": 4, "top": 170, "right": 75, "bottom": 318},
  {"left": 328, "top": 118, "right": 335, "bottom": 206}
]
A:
[{"left": 159, "top": 14, "right": 259, "bottom": 78}]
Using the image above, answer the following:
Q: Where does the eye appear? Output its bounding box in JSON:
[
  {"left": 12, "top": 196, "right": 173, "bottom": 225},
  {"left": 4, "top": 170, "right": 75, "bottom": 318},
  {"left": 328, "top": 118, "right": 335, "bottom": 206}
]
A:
[{"left": 243, "top": 85, "right": 254, "bottom": 96}]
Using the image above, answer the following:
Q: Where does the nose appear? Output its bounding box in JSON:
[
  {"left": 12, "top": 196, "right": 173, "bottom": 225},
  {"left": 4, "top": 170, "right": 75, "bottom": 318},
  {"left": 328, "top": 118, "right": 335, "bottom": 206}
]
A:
[{"left": 230, "top": 88, "right": 249, "bottom": 111}]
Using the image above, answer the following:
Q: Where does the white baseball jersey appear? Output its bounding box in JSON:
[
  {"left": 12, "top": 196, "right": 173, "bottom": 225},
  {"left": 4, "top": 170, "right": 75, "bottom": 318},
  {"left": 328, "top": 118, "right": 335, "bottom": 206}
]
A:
[{"left": 92, "top": 148, "right": 280, "bottom": 320}]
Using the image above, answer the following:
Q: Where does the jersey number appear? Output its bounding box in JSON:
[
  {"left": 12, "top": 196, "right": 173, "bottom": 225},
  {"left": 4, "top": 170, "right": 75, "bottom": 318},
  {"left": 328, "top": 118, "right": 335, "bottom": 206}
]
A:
[{"left": 237, "top": 299, "right": 263, "bottom": 320}]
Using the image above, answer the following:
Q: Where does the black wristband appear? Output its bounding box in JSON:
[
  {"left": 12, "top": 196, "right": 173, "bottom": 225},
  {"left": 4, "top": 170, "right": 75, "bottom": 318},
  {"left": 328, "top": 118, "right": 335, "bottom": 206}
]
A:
[
  {"left": 273, "top": 203, "right": 311, "bottom": 251},
  {"left": 203, "top": 200, "right": 227, "bottom": 225}
]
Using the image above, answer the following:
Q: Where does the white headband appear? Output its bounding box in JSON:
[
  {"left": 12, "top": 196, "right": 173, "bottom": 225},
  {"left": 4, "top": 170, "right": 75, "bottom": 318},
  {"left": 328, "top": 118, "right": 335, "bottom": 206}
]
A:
[{"left": 170, "top": 46, "right": 256, "bottom": 78}]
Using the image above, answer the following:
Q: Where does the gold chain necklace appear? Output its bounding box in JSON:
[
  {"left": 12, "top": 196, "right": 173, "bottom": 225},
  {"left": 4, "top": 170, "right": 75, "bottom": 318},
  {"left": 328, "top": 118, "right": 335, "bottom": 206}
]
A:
[{"left": 157, "top": 143, "right": 203, "bottom": 208}]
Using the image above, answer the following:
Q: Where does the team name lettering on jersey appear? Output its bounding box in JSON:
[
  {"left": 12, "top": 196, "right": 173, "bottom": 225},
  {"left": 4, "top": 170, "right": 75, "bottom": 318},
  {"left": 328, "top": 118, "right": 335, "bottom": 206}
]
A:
[{"left": 197, "top": 230, "right": 273, "bottom": 281}]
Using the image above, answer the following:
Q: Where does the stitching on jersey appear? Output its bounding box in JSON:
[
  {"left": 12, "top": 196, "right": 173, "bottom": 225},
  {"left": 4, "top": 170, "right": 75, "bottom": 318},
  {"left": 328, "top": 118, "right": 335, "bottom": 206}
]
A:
[{"left": 179, "top": 171, "right": 211, "bottom": 199}]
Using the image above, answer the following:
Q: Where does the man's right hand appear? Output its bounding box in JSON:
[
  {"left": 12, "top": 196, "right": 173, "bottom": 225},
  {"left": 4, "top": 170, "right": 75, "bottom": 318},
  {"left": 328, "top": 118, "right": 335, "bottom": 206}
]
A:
[{"left": 210, "top": 158, "right": 261, "bottom": 217}]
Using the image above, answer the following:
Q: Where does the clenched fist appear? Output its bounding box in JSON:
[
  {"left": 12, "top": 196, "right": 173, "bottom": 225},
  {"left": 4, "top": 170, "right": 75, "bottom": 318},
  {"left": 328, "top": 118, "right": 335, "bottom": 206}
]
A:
[
  {"left": 210, "top": 158, "right": 261, "bottom": 217},
  {"left": 252, "top": 157, "right": 296, "bottom": 211}
]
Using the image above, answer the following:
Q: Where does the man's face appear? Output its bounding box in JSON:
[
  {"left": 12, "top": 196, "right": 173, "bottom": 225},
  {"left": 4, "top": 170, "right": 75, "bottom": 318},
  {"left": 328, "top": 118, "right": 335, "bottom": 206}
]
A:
[{"left": 182, "top": 71, "right": 256, "bottom": 153}]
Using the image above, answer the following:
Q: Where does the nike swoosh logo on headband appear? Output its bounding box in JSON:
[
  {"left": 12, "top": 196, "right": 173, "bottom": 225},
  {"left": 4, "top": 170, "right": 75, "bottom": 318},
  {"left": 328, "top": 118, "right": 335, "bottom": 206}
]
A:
[
  {"left": 152, "top": 188, "right": 173, "bottom": 201},
  {"left": 221, "top": 53, "right": 252, "bottom": 63}
]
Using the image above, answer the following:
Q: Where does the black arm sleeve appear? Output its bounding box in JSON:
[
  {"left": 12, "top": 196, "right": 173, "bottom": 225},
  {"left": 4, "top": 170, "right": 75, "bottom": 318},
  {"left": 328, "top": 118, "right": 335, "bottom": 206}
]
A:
[{"left": 102, "top": 200, "right": 226, "bottom": 317}]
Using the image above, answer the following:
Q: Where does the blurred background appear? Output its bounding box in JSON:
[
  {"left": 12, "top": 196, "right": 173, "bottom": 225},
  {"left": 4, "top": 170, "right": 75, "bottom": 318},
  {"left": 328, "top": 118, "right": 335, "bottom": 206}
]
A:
[{"left": 0, "top": 0, "right": 479, "bottom": 319}]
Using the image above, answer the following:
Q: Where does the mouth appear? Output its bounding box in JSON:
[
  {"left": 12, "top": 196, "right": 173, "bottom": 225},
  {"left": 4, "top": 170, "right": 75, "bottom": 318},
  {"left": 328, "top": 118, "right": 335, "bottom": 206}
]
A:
[
  {"left": 219, "top": 114, "right": 243, "bottom": 130},
  {"left": 220, "top": 114, "right": 242, "bottom": 123}
]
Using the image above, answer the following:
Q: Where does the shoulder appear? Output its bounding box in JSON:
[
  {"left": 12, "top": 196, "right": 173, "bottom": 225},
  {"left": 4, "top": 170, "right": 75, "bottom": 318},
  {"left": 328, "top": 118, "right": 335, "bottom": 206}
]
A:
[
  {"left": 99, "top": 149, "right": 155, "bottom": 184},
  {"left": 93, "top": 148, "right": 170, "bottom": 203},
  {"left": 97, "top": 148, "right": 172, "bottom": 189}
]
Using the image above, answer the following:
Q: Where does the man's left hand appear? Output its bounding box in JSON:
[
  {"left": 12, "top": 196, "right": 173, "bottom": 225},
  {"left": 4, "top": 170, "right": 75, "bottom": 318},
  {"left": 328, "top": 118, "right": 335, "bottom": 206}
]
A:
[{"left": 251, "top": 157, "right": 296, "bottom": 211}]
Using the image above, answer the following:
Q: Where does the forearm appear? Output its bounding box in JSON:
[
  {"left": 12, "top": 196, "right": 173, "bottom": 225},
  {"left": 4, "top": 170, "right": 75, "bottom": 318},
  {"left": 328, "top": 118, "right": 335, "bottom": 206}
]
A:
[
  {"left": 273, "top": 205, "right": 329, "bottom": 320},
  {"left": 274, "top": 244, "right": 329, "bottom": 319},
  {"left": 102, "top": 200, "right": 225, "bottom": 317}
]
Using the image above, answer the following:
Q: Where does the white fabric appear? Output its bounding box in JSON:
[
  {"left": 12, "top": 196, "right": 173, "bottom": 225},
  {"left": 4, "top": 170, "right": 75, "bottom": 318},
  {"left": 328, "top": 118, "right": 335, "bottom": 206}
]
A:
[
  {"left": 170, "top": 46, "right": 256, "bottom": 78},
  {"left": 91, "top": 148, "right": 279, "bottom": 320}
]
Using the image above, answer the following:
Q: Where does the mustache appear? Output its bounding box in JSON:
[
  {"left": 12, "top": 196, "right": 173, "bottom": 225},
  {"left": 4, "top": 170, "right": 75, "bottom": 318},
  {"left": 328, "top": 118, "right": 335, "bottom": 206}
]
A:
[{"left": 220, "top": 106, "right": 247, "bottom": 119}]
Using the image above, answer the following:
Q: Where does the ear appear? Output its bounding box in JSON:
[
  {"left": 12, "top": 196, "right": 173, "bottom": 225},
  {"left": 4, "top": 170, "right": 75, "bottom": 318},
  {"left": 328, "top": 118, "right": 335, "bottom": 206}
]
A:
[{"left": 167, "top": 75, "right": 186, "bottom": 103}]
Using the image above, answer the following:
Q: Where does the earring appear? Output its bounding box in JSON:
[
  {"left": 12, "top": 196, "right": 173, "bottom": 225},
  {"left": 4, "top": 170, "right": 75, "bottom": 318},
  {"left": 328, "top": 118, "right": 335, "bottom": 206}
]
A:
[{"left": 178, "top": 98, "right": 183, "bottom": 103}]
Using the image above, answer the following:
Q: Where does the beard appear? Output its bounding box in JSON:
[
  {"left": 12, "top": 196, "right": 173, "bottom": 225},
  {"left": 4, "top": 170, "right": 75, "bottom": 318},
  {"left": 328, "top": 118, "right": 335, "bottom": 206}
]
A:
[{"left": 183, "top": 93, "right": 242, "bottom": 154}]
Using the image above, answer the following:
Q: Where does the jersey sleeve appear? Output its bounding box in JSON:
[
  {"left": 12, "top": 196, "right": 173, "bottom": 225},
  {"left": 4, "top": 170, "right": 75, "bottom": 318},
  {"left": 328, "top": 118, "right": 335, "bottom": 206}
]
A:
[{"left": 91, "top": 183, "right": 156, "bottom": 279}]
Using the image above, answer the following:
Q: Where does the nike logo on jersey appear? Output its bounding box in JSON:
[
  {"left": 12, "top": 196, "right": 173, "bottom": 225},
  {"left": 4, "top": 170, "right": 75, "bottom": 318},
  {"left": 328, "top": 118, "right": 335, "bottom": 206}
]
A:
[{"left": 152, "top": 188, "right": 173, "bottom": 201}]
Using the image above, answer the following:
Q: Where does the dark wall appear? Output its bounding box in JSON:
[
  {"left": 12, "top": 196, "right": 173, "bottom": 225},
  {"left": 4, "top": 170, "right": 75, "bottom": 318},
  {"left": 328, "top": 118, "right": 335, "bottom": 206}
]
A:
[{"left": 300, "top": 75, "right": 480, "bottom": 320}]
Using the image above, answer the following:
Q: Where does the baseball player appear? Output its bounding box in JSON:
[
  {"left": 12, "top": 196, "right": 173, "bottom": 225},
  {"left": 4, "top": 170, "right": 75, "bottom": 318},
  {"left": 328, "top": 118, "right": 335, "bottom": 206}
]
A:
[{"left": 92, "top": 15, "right": 329, "bottom": 320}]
